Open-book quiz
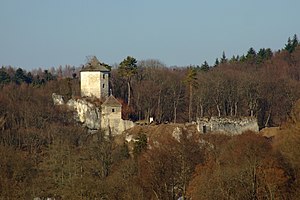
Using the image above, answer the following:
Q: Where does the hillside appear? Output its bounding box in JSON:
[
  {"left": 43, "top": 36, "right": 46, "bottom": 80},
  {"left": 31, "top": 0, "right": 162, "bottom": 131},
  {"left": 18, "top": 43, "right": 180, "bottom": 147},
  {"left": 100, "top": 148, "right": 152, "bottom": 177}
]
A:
[{"left": 0, "top": 36, "right": 300, "bottom": 199}]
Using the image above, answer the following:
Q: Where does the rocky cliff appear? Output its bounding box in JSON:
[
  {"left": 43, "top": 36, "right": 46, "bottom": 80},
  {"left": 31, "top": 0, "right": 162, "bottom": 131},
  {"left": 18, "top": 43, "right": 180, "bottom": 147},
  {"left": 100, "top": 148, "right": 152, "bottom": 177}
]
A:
[
  {"left": 67, "top": 98, "right": 101, "bottom": 130},
  {"left": 52, "top": 93, "right": 134, "bottom": 134}
]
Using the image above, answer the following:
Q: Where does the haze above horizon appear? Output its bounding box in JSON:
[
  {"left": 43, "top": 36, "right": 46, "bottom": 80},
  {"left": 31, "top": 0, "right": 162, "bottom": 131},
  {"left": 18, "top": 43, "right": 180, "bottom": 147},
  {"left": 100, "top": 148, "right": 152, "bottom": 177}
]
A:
[{"left": 1, "top": 0, "right": 300, "bottom": 70}]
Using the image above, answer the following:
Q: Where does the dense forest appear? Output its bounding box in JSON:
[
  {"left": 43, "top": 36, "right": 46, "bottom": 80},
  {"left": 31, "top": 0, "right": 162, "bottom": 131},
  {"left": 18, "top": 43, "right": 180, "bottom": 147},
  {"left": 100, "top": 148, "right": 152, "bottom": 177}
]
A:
[{"left": 0, "top": 35, "right": 300, "bottom": 199}]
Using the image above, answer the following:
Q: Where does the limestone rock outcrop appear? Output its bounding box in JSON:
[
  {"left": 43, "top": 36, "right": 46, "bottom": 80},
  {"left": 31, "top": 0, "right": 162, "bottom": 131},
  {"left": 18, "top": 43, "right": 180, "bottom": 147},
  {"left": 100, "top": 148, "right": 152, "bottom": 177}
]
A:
[
  {"left": 67, "top": 98, "right": 101, "bottom": 130},
  {"left": 52, "top": 93, "right": 64, "bottom": 105},
  {"left": 52, "top": 93, "right": 135, "bottom": 134}
]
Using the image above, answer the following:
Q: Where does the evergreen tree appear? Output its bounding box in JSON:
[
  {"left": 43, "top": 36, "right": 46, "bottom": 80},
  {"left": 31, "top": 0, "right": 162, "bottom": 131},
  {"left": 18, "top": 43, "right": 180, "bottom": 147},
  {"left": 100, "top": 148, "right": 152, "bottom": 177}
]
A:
[
  {"left": 0, "top": 68, "right": 10, "bottom": 84},
  {"left": 229, "top": 55, "right": 238, "bottom": 63},
  {"left": 292, "top": 34, "right": 299, "bottom": 48},
  {"left": 265, "top": 48, "right": 273, "bottom": 59},
  {"left": 284, "top": 35, "right": 298, "bottom": 53},
  {"left": 118, "top": 56, "right": 138, "bottom": 106},
  {"left": 285, "top": 36, "right": 295, "bottom": 53},
  {"left": 214, "top": 58, "right": 220, "bottom": 67},
  {"left": 14, "top": 68, "right": 27, "bottom": 84},
  {"left": 25, "top": 72, "right": 33, "bottom": 84},
  {"left": 239, "top": 55, "right": 246, "bottom": 62},
  {"left": 200, "top": 61, "right": 210, "bottom": 72},
  {"left": 246, "top": 47, "right": 256, "bottom": 59},
  {"left": 220, "top": 51, "right": 227, "bottom": 64},
  {"left": 257, "top": 48, "right": 273, "bottom": 63},
  {"left": 257, "top": 48, "right": 266, "bottom": 64},
  {"left": 246, "top": 47, "right": 257, "bottom": 64}
]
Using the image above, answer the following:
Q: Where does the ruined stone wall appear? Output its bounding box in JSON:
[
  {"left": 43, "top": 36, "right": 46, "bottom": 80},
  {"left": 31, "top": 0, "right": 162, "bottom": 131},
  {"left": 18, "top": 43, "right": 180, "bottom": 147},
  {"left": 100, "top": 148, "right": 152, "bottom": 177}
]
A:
[
  {"left": 197, "top": 117, "right": 259, "bottom": 135},
  {"left": 101, "top": 117, "right": 135, "bottom": 136}
]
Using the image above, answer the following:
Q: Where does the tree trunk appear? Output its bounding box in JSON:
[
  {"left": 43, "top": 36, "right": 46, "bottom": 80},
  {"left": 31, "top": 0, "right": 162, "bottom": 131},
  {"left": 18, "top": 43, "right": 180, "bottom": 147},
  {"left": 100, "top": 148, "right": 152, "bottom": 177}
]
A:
[
  {"left": 173, "top": 102, "right": 177, "bottom": 123},
  {"left": 252, "top": 166, "right": 258, "bottom": 200},
  {"left": 217, "top": 104, "right": 221, "bottom": 117},
  {"left": 200, "top": 104, "right": 204, "bottom": 118},
  {"left": 188, "top": 84, "right": 193, "bottom": 122},
  {"left": 156, "top": 90, "right": 162, "bottom": 123},
  {"left": 127, "top": 81, "right": 131, "bottom": 106},
  {"left": 230, "top": 105, "right": 234, "bottom": 116},
  {"left": 265, "top": 110, "right": 271, "bottom": 127},
  {"left": 234, "top": 101, "right": 238, "bottom": 116}
]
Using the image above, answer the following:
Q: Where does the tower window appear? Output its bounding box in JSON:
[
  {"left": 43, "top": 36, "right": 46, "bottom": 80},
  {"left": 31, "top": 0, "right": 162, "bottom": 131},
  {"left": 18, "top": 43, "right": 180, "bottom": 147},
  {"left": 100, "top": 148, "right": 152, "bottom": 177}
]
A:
[
  {"left": 103, "top": 74, "right": 105, "bottom": 79},
  {"left": 112, "top": 108, "right": 115, "bottom": 112},
  {"left": 102, "top": 84, "right": 105, "bottom": 88}
]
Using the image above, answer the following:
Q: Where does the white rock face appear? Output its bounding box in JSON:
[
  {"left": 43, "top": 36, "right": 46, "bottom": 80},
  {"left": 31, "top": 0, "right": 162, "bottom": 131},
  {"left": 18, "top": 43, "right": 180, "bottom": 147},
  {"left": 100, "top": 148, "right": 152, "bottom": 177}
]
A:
[
  {"left": 125, "top": 133, "right": 139, "bottom": 143},
  {"left": 67, "top": 99, "right": 101, "bottom": 130},
  {"left": 52, "top": 93, "right": 135, "bottom": 134},
  {"left": 52, "top": 93, "right": 64, "bottom": 105},
  {"left": 172, "top": 127, "right": 182, "bottom": 141}
]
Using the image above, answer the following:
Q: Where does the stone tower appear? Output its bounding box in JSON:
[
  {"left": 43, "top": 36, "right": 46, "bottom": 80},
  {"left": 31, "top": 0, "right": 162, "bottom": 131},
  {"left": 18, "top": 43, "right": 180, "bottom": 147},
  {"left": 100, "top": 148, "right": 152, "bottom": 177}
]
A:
[{"left": 80, "top": 56, "right": 110, "bottom": 99}]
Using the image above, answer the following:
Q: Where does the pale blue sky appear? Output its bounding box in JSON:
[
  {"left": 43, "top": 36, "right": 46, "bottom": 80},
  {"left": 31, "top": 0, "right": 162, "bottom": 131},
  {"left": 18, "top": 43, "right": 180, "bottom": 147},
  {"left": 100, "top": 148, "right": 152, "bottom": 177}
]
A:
[{"left": 0, "top": 0, "right": 299, "bottom": 70}]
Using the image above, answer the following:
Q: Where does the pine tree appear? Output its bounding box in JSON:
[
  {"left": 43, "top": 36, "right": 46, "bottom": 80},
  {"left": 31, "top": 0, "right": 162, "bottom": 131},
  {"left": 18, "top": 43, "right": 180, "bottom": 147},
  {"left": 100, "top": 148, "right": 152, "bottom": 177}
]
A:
[
  {"left": 220, "top": 51, "right": 227, "bottom": 64},
  {"left": 257, "top": 48, "right": 266, "bottom": 63},
  {"left": 0, "top": 68, "right": 10, "bottom": 84},
  {"left": 285, "top": 35, "right": 298, "bottom": 53},
  {"left": 285, "top": 37, "right": 294, "bottom": 53},
  {"left": 246, "top": 47, "right": 256, "bottom": 59},
  {"left": 246, "top": 47, "right": 257, "bottom": 64},
  {"left": 292, "top": 34, "right": 299, "bottom": 48},
  {"left": 118, "top": 56, "right": 138, "bottom": 106},
  {"left": 214, "top": 58, "right": 219, "bottom": 67},
  {"left": 229, "top": 55, "right": 238, "bottom": 63},
  {"left": 14, "top": 68, "right": 27, "bottom": 84},
  {"left": 265, "top": 48, "right": 273, "bottom": 59},
  {"left": 200, "top": 61, "right": 209, "bottom": 71}
]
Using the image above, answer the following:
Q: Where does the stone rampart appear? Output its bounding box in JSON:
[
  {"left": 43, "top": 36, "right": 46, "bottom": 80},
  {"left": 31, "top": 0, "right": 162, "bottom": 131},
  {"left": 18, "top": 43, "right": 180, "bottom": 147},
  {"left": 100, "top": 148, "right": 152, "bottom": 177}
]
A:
[{"left": 197, "top": 117, "right": 259, "bottom": 135}]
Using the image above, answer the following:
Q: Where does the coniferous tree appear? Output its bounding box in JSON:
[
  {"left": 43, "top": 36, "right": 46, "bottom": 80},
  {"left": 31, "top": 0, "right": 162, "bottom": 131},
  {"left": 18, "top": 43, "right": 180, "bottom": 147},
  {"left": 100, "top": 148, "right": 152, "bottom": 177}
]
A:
[
  {"left": 214, "top": 58, "right": 220, "bottom": 67},
  {"left": 25, "top": 72, "right": 33, "bottom": 84},
  {"left": 257, "top": 48, "right": 266, "bottom": 64},
  {"left": 118, "top": 56, "right": 138, "bottom": 106},
  {"left": 239, "top": 55, "right": 246, "bottom": 62},
  {"left": 14, "top": 68, "right": 27, "bottom": 84},
  {"left": 285, "top": 37, "right": 294, "bottom": 53},
  {"left": 229, "top": 55, "right": 238, "bottom": 63},
  {"left": 265, "top": 48, "right": 273, "bottom": 59},
  {"left": 220, "top": 51, "right": 227, "bottom": 64},
  {"left": 292, "top": 34, "right": 299, "bottom": 48},
  {"left": 0, "top": 68, "right": 11, "bottom": 84},
  {"left": 246, "top": 47, "right": 256, "bottom": 59},
  {"left": 200, "top": 61, "right": 210, "bottom": 72}
]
